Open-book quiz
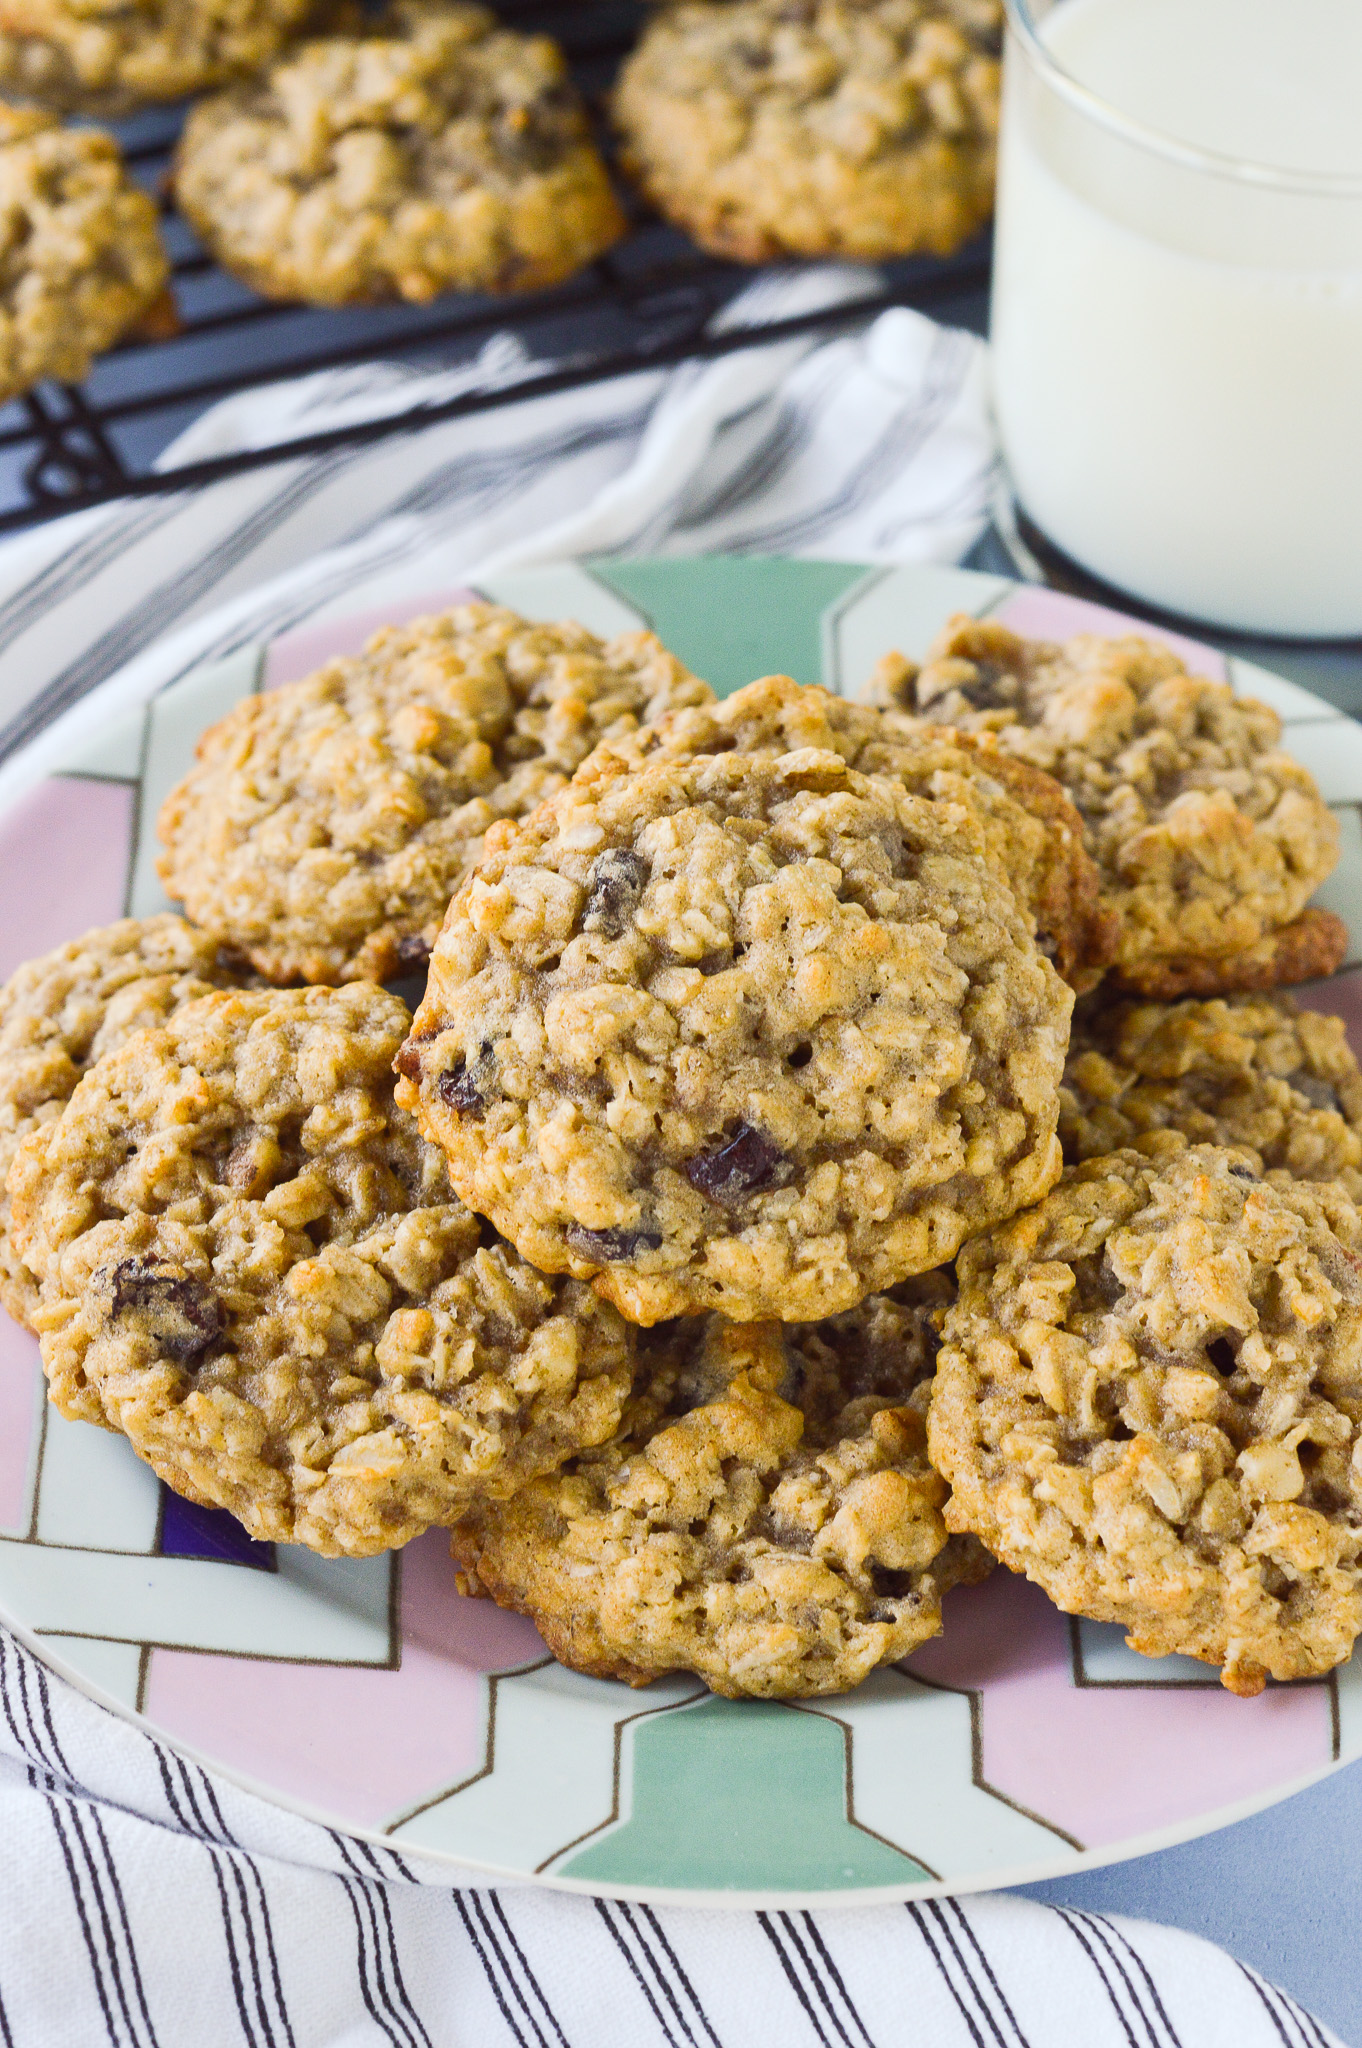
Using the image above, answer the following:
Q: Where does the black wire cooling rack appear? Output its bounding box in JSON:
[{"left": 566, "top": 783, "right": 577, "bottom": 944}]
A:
[{"left": 0, "top": 0, "right": 992, "bottom": 532}]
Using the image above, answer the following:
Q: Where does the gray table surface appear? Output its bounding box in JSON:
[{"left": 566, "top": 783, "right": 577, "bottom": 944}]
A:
[{"left": 35, "top": 270, "right": 1362, "bottom": 2045}]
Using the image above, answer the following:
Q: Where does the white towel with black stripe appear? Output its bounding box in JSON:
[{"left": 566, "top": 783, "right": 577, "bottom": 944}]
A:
[{"left": 0, "top": 269, "right": 1345, "bottom": 2047}]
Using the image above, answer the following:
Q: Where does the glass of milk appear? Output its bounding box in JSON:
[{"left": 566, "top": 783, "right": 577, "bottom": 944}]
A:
[{"left": 990, "top": 0, "right": 1362, "bottom": 637}]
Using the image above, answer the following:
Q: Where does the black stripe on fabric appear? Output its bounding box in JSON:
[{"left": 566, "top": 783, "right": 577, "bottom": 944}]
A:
[
  {"left": 905, "top": 1904, "right": 987, "bottom": 2048},
  {"left": 488, "top": 1896, "right": 571, "bottom": 2048},
  {"left": 757, "top": 1910, "right": 837, "bottom": 2048},
  {"left": 85, "top": 1805, "right": 159, "bottom": 2048},
  {"left": 925, "top": 1901, "right": 1017, "bottom": 2048},
  {"left": 616, "top": 1901, "right": 708, "bottom": 2048},
  {"left": 944, "top": 1902, "right": 1032, "bottom": 2048},
  {"left": 1276, "top": 1987, "right": 1335, "bottom": 2048},
  {"left": 595, "top": 1898, "right": 681, "bottom": 2048},
  {"left": 204, "top": 1840, "right": 266, "bottom": 2048},
  {"left": 1089, "top": 1917, "right": 1183, "bottom": 2048},
  {"left": 1235, "top": 1965, "right": 1316, "bottom": 2048},
  {"left": 157, "top": 1747, "right": 272, "bottom": 2048},
  {"left": 0, "top": 452, "right": 353, "bottom": 764},
  {"left": 0, "top": 494, "right": 186, "bottom": 661},
  {"left": 776, "top": 1913, "right": 863, "bottom": 2048},
  {"left": 1054, "top": 1911, "right": 1142, "bottom": 2048},
  {"left": 799, "top": 1915, "right": 877, "bottom": 2048},
  {"left": 193, "top": 1768, "right": 297, "bottom": 2048},
  {"left": 468, "top": 1894, "right": 554, "bottom": 2048},
  {"left": 638, "top": 1907, "right": 724, "bottom": 2048},
  {"left": 453, "top": 1889, "right": 534, "bottom": 2048},
  {"left": 372, "top": 1879, "right": 432, "bottom": 2048},
  {"left": 330, "top": 1840, "right": 424, "bottom": 2048},
  {"left": 338, "top": 1874, "right": 408, "bottom": 2048},
  {"left": 1071, "top": 1913, "right": 1173, "bottom": 2048},
  {"left": 0, "top": 1968, "right": 16, "bottom": 2048},
  {"left": 44, "top": 1794, "right": 130, "bottom": 2047}
]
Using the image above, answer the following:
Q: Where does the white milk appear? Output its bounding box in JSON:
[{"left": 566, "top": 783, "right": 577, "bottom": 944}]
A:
[{"left": 991, "top": 0, "right": 1362, "bottom": 635}]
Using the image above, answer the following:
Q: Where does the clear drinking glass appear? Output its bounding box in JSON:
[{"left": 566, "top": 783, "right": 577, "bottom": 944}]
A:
[{"left": 990, "top": 0, "right": 1362, "bottom": 637}]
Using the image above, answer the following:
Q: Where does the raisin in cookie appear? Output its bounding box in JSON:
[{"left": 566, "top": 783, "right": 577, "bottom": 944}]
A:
[
  {"left": 173, "top": 0, "right": 626, "bottom": 306},
  {"left": 929, "top": 1147, "right": 1362, "bottom": 1695},
  {"left": 157, "top": 602, "right": 710, "bottom": 985},
  {"left": 613, "top": 0, "right": 999, "bottom": 263},
  {"left": 9, "top": 985, "right": 634, "bottom": 1556},
  {"left": 0, "top": 0, "right": 313, "bottom": 112},
  {"left": 870, "top": 617, "right": 1343, "bottom": 996},
  {"left": 0, "top": 107, "right": 170, "bottom": 401},
  {"left": 1062, "top": 991, "right": 1362, "bottom": 1200},
  {"left": 454, "top": 1278, "right": 988, "bottom": 1697},
  {"left": 0, "top": 914, "right": 252, "bottom": 1327},
  {"left": 399, "top": 747, "right": 1071, "bottom": 1324},
  {"left": 577, "top": 671, "right": 1115, "bottom": 988}
]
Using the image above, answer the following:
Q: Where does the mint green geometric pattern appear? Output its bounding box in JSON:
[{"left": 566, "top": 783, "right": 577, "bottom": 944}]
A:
[
  {"left": 560, "top": 1695, "right": 930, "bottom": 1889},
  {"left": 592, "top": 557, "right": 872, "bottom": 696}
]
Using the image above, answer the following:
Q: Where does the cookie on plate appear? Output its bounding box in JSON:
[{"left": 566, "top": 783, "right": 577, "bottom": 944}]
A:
[
  {"left": 10, "top": 984, "right": 636, "bottom": 1555},
  {"left": 929, "top": 1146, "right": 1362, "bottom": 1695},
  {"left": 172, "top": 0, "right": 626, "bottom": 306},
  {"left": 1061, "top": 990, "right": 1362, "bottom": 1200},
  {"left": 0, "top": 107, "right": 170, "bottom": 401},
  {"left": 398, "top": 746, "right": 1072, "bottom": 1324},
  {"left": 454, "top": 1277, "right": 988, "bottom": 1697},
  {"left": 870, "top": 617, "right": 1344, "bottom": 997},
  {"left": 0, "top": 914, "right": 253, "bottom": 1327},
  {"left": 577, "top": 671, "right": 1116, "bottom": 988},
  {"left": 156, "top": 602, "right": 711, "bottom": 985},
  {"left": 613, "top": 0, "right": 1000, "bottom": 262}
]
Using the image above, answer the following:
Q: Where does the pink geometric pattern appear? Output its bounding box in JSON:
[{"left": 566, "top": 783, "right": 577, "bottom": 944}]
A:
[
  {"left": 909, "top": 1573, "right": 1333, "bottom": 1850},
  {"left": 143, "top": 1531, "right": 545, "bottom": 1829}
]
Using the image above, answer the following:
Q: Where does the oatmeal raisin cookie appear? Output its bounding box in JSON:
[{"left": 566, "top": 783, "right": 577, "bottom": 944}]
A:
[
  {"left": 10, "top": 984, "right": 635, "bottom": 1554},
  {"left": 870, "top": 617, "right": 1342, "bottom": 995},
  {"left": 156, "top": 602, "right": 711, "bottom": 985},
  {"left": 400, "top": 745, "right": 1071, "bottom": 1324},
  {"left": 173, "top": 0, "right": 626, "bottom": 305},
  {"left": 613, "top": 0, "right": 1000, "bottom": 262},
  {"left": 0, "top": 106, "right": 170, "bottom": 401},
  {"left": 929, "top": 1146, "right": 1362, "bottom": 1694},
  {"left": 454, "top": 1278, "right": 988, "bottom": 1697}
]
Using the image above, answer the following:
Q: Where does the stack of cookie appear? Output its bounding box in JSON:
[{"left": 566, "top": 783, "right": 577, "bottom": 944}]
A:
[{"left": 5, "top": 596, "right": 1360, "bottom": 1704}]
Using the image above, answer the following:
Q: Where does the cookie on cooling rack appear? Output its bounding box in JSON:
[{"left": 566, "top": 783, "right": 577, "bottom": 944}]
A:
[
  {"left": 929, "top": 1146, "right": 1362, "bottom": 1696},
  {"left": 870, "top": 616, "right": 1344, "bottom": 996},
  {"left": 9, "top": 984, "right": 636, "bottom": 1556},
  {"left": 613, "top": 0, "right": 1000, "bottom": 263},
  {"left": 1061, "top": 989, "right": 1362, "bottom": 1198},
  {"left": 397, "top": 745, "right": 1071, "bottom": 1325},
  {"left": 0, "top": 0, "right": 315, "bottom": 112},
  {"left": 156, "top": 602, "right": 710, "bottom": 985},
  {"left": 575, "top": 672, "right": 1116, "bottom": 989},
  {"left": 172, "top": 0, "right": 627, "bottom": 306},
  {"left": 0, "top": 107, "right": 170, "bottom": 400},
  {"left": 454, "top": 1277, "right": 989, "bottom": 1698},
  {"left": 0, "top": 914, "right": 252, "bottom": 1328}
]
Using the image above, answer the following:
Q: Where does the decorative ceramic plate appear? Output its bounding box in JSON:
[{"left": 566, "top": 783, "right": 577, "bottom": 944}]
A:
[{"left": 3, "top": 555, "right": 1362, "bottom": 1907}]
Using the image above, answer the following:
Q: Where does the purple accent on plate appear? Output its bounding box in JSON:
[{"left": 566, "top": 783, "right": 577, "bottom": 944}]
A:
[
  {"left": 994, "top": 586, "right": 1230, "bottom": 680},
  {"left": 263, "top": 588, "right": 480, "bottom": 687},
  {"left": 0, "top": 777, "right": 135, "bottom": 980},
  {"left": 159, "top": 1489, "right": 276, "bottom": 1572}
]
